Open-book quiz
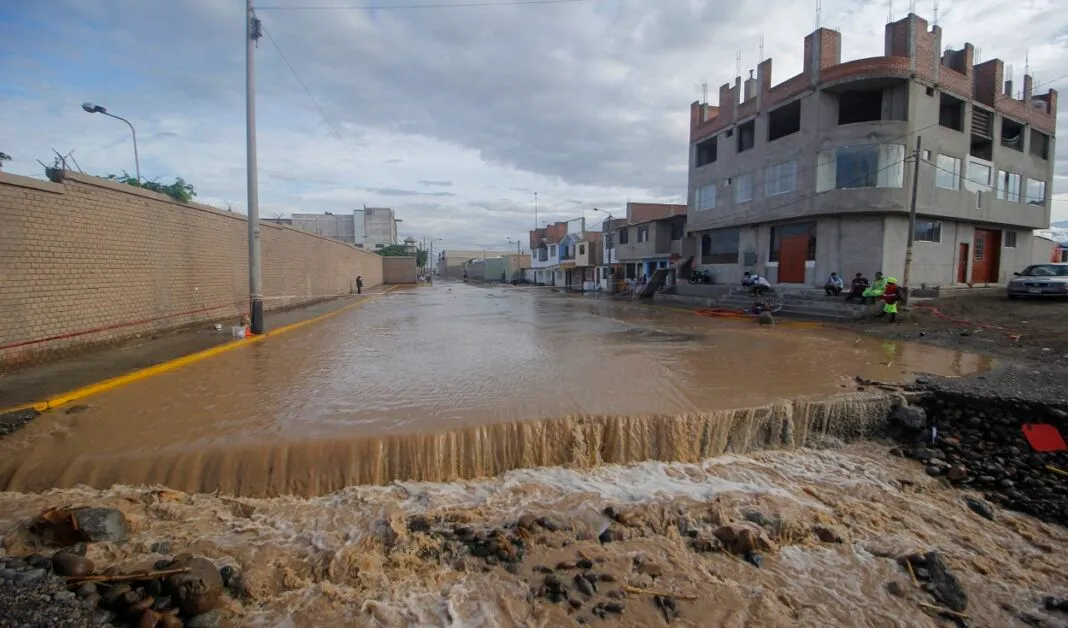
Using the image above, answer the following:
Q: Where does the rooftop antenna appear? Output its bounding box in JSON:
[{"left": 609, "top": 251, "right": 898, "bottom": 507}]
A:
[
  {"left": 909, "top": 0, "right": 916, "bottom": 14},
  {"left": 702, "top": 81, "right": 708, "bottom": 103},
  {"left": 887, "top": 0, "right": 893, "bottom": 23},
  {"left": 759, "top": 34, "right": 764, "bottom": 61},
  {"left": 736, "top": 51, "right": 741, "bottom": 79},
  {"left": 816, "top": 0, "right": 821, "bottom": 29},
  {"left": 932, "top": 0, "right": 938, "bottom": 25}
]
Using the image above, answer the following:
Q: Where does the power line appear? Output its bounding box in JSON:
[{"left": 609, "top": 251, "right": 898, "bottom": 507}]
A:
[
  {"left": 257, "top": 0, "right": 588, "bottom": 10},
  {"left": 259, "top": 21, "right": 377, "bottom": 187}
]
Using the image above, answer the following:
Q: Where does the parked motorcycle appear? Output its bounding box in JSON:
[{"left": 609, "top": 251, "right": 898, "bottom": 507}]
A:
[{"left": 689, "top": 269, "right": 713, "bottom": 284}]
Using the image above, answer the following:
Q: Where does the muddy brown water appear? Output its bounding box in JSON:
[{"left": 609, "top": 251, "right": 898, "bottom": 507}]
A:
[{"left": 0, "top": 284, "right": 990, "bottom": 497}]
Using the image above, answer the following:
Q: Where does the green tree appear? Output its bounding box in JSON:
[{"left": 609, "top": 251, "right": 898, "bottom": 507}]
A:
[
  {"left": 105, "top": 171, "right": 197, "bottom": 203},
  {"left": 0, "top": 152, "right": 11, "bottom": 171},
  {"left": 376, "top": 245, "right": 428, "bottom": 267}
]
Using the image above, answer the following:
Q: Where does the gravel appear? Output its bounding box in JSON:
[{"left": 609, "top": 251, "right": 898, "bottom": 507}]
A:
[{"left": 0, "top": 563, "right": 103, "bottom": 628}]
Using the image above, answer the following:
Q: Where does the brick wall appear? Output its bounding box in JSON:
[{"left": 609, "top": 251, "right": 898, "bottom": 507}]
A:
[
  {"left": 0, "top": 171, "right": 384, "bottom": 368},
  {"left": 382, "top": 256, "right": 417, "bottom": 284}
]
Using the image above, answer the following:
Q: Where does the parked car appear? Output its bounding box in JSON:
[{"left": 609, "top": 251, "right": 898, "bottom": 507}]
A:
[{"left": 1007, "top": 263, "right": 1068, "bottom": 299}]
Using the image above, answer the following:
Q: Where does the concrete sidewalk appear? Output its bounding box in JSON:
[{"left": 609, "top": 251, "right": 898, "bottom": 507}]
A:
[{"left": 0, "top": 290, "right": 389, "bottom": 409}]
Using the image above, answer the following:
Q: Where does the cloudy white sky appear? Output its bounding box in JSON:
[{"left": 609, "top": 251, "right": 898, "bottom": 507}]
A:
[{"left": 2, "top": 0, "right": 1066, "bottom": 250}]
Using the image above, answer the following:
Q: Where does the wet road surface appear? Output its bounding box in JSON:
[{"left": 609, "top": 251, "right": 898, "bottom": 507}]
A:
[{"left": 0, "top": 283, "right": 991, "bottom": 495}]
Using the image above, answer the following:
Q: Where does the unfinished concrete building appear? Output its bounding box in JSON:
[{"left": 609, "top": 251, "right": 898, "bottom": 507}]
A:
[{"left": 687, "top": 13, "right": 1057, "bottom": 288}]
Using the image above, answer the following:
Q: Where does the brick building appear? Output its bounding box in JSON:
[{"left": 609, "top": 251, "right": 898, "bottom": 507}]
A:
[{"left": 687, "top": 13, "right": 1057, "bottom": 288}]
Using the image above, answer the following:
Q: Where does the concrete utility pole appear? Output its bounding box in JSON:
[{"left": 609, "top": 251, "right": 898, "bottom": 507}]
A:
[
  {"left": 902, "top": 135, "right": 922, "bottom": 305},
  {"left": 246, "top": 0, "right": 264, "bottom": 334}
]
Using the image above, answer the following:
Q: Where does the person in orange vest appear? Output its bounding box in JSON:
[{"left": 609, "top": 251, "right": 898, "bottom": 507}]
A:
[{"left": 878, "top": 276, "right": 901, "bottom": 322}]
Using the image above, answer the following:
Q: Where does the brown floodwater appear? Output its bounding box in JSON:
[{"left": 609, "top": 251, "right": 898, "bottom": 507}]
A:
[
  {"left": 1, "top": 443, "right": 1063, "bottom": 627},
  {"left": 0, "top": 284, "right": 991, "bottom": 496}
]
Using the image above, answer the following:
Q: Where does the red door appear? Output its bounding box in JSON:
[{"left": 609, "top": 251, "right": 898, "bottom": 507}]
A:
[
  {"left": 778, "top": 235, "right": 809, "bottom": 283},
  {"left": 971, "top": 229, "right": 1001, "bottom": 284},
  {"left": 957, "top": 243, "right": 969, "bottom": 284}
]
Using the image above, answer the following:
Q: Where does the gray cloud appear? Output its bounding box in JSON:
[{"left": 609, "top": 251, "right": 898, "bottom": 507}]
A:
[{"left": 418, "top": 180, "right": 453, "bottom": 187}]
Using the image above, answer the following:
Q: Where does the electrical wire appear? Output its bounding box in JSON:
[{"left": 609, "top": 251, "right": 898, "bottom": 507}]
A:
[{"left": 259, "top": 21, "right": 378, "bottom": 187}]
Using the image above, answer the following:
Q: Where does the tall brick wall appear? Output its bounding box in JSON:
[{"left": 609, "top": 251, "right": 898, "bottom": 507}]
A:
[{"left": 0, "top": 170, "right": 384, "bottom": 368}]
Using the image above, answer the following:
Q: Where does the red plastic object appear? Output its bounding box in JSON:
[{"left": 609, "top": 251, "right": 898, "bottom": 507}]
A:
[{"left": 1022, "top": 424, "right": 1067, "bottom": 453}]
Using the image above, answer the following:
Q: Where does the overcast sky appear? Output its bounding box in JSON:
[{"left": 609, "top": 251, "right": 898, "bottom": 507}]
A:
[{"left": 1, "top": 0, "right": 1066, "bottom": 250}]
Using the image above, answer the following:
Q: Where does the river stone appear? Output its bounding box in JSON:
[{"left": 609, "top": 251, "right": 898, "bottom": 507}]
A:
[
  {"left": 167, "top": 556, "right": 223, "bottom": 615},
  {"left": 73, "top": 507, "right": 130, "bottom": 543},
  {"left": 890, "top": 405, "right": 927, "bottom": 431},
  {"left": 52, "top": 550, "right": 94, "bottom": 577},
  {"left": 921, "top": 551, "right": 968, "bottom": 612},
  {"left": 758, "top": 311, "right": 774, "bottom": 326}
]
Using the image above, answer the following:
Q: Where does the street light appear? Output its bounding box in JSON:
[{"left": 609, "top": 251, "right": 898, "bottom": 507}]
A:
[
  {"left": 506, "top": 237, "right": 522, "bottom": 255},
  {"left": 81, "top": 102, "right": 140, "bottom": 185}
]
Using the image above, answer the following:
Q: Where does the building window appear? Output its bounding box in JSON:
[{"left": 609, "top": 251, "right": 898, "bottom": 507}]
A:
[
  {"left": 765, "top": 161, "right": 797, "bottom": 196},
  {"left": 914, "top": 220, "right": 942, "bottom": 243},
  {"left": 670, "top": 221, "right": 684, "bottom": 240},
  {"left": 815, "top": 144, "right": 905, "bottom": 192},
  {"left": 550, "top": 245, "right": 557, "bottom": 257},
  {"left": 737, "top": 120, "right": 755, "bottom": 152},
  {"left": 767, "top": 100, "right": 801, "bottom": 142},
  {"left": 734, "top": 172, "right": 754, "bottom": 203},
  {"left": 1004, "top": 231, "right": 1017, "bottom": 248},
  {"left": 996, "top": 171, "right": 1021, "bottom": 203},
  {"left": 935, "top": 155, "right": 961, "bottom": 190},
  {"left": 938, "top": 93, "right": 964, "bottom": 131},
  {"left": 1026, "top": 179, "right": 1047, "bottom": 207},
  {"left": 637, "top": 226, "right": 649, "bottom": 243},
  {"left": 579, "top": 244, "right": 586, "bottom": 255},
  {"left": 618, "top": 228, "right": 629, "bottom": 244},
  {"left": 838, "top": 89, "right": 884, "bottom": 124},
  {"left": 695, "top": 183, "right": 716, "bottom": 211},
  {"left": 769, "top": 222, "right": 816, "bottom": 262},
  {"left": 1030, "top": 130, "right": 1050, "bottom": 160},
  {"left": 700, "top": 228, "right": 740, "bottom": 264},
  {"left": 695, "top": 136, "right": 717, "bottom": 167},
  {"left": 1001, "top": 117, "right": 1024, "bottom": 151},
  {"left": 966, "top": 159, "right": 992, "bottom": 190}
]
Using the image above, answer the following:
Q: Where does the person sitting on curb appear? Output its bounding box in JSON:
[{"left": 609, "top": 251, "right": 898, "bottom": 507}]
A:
[
  {"left": 742, "top": 272, "right": 772, "bottom": 296},
  {"left": 862, "top": 272, "right": 886, "bottom": 304},
  {"left": 877, "top": 277, "right": 901, "bottom": 323},
  {"left": 844, "top": 272, "right": 869, "bottom": 302},
  {"left": 824, "top": 272, "right": 844, "bottom": 296}
]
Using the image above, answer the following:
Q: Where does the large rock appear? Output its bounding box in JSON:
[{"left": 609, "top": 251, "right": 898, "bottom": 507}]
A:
[
  {"left": 900, "top": 551, "right": 968, "bottom": 612},
  {"left": 713, "top": 523, "right": 776, "bottom": 554},
  {"left": 52, "top": 551, "right": 94, "bottom": 577},
  {"left": 889, "top": 405, "right": 927, "bottom": 432},
  {"left": 72, "top": 508, "right": 130, "bottom": 543},
  {"left": 167, "top": 557, "right": 224, "bottom": 615}
]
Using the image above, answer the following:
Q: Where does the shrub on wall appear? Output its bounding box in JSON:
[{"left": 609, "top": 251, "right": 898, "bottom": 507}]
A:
[{"left": 105, "top": 171, "right": 197, "bottom": 203}]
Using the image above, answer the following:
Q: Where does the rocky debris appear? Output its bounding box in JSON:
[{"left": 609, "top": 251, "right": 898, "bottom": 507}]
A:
[
  {"left": 166, "top": 556, "right": 225, "bottom": 615},
  {"left": 52, "top": 551, "right": 94, "bottom": 577},
  {"left": 0, "top": 408, "right": 40, "bottom": 438},
  {"left": 0, "top": 556, "right": 101, "bottom": 627},
  {"left": 899, "top": 551, "right": 968, "bottom": 612},
  {"left": 654, "top": 594, "right": 680, "bottom": 623},
  {"left": 896, "top": 393, "right": 1068, "bottom": 525},
  {"left": 964, "top": 496, "right": 995, "bottom": 521},
  {"left": 32, "top": 507, "right": 130, "bottom": 545},
  {"left": 811, "top": 524, "right": 845, "bottom": 544},
  {"left": 758, "top": 312, "right": 774, "bottom": 326},
  {"left": 712, "top": 523, "right": 776, "bottom": 555},
  {"left": 886, "top": 581, "right": 907, "bottom": 598}
]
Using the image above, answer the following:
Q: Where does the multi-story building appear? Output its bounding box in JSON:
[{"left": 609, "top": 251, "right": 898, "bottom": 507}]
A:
[
  {"left": 529, "top": 218, "right": 585, "bottom": 285},
  {"left": 290, "top": 206, "right": 400, "bottom": 249},
  {"left": 686, "top": 13, "right": 1057, "bottom": 288},
  {"left": 361, "top": 206, "right": 400, "bottom": 250},
  {"left": 602, "top": 203, "right": 688, "bottom": 282}
]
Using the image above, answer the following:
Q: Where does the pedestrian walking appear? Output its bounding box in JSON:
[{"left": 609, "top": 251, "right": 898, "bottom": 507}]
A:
[{"left": 356, "top": 275, "right": 364, "bottom": 295}]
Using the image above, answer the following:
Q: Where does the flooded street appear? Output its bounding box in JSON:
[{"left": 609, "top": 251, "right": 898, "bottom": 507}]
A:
[{"left": 0, "top": 284, "right": 990, "bottom": 497}]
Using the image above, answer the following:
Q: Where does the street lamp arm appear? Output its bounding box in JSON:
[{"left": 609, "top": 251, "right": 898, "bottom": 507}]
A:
[{"left": 101, "top": 111, "right": 141, "bottom": 185}]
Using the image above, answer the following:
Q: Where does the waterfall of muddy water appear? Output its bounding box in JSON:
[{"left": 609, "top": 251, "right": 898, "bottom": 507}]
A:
[
  {"left": 0, "top": 285, "right": 991, "bottom": 497},
  {"left": 1, "top": 443, "right": 1065, "bottom": 627}
]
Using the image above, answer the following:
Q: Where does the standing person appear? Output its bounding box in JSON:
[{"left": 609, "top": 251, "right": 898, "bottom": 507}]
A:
[
  {"left": 878, "top": 277, "right": 901, "bottom": 322},
  {"left": 844, "top": 272, "right": 869, "bottom": 302},
  {"left": 824, "top": 272, "right": 844, "bottom": 296},
  {"left": 356, "top": 275, "right": 364, "bottom": 295}
]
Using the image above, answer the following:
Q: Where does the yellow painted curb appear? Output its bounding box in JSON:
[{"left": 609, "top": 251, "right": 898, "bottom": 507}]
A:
[{"left": 0, "top": 287, "right": 396, "bottom": 416}]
